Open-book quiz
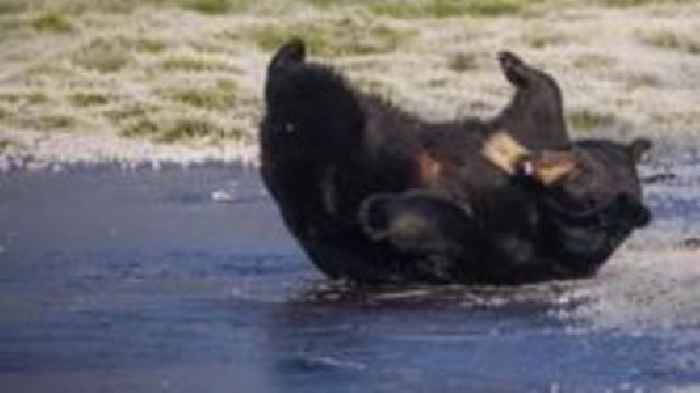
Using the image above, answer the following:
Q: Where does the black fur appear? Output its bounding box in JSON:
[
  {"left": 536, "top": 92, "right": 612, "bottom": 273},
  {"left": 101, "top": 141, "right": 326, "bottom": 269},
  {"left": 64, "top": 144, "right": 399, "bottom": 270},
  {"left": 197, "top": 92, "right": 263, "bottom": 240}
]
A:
[
  {"left": 490, "top": 51, "right": 570, "bottom": 150},
  {"left": 532, "top": 138, "right": 652, "bottom": 276},
  {"left": 261, "top": 38, "right": 428, "bottom": 282},
  {"left": 260, "top": 38, "right": 650, "bottom": 285}
]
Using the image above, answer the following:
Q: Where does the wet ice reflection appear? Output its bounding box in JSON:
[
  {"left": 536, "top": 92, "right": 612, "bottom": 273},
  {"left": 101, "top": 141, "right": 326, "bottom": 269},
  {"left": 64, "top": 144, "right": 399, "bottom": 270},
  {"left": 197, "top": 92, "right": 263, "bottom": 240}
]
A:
[{"left": 0, "top": 157, "right": 699, "bottom": 392}]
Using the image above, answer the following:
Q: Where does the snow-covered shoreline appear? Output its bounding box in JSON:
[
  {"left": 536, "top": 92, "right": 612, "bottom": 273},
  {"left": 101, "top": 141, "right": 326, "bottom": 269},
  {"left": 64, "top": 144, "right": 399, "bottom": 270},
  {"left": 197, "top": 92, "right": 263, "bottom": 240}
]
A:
[
  {"left": 0, "top": 130, "right": 259, "bottom": 172},
  {"left": 1, "top": 2, "right": 698, "bottom": 170}
]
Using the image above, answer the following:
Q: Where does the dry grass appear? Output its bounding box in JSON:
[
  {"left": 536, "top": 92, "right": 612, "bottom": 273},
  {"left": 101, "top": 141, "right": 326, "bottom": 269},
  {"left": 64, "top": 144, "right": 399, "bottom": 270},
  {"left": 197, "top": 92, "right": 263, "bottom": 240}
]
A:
[
  {"left": 361, "top": 0, "right": 538, "bottom": 18},
  {"left": 595, "top": 0, "right": 698, "bottom": 7},
  {"left": 567, "top": 110, "right": 618, "bottom": 132},
  {"left": 31, "top": 12, "right": 74, "bottom": 33},
  {"left": 447, "top": 52, "right": 480, "bottom": 73},
  {"left": 522, "top": 29, "right": 573, "bottom": 49},
  {"left": 0, "top": 0, "right": 698, "bottom": 163},
  {"left": 163, "top": 86, "right": 237, "bottom": 111},
  {"left": 72, "top": 38, "right": 133, "bottom": 73},
  {"left": 233, "top": 18, "right": 415, "bottom": 57},
  {"left": 639, "top": 30, "right": 700, "bottom": 55},
  {"left": 160, "top": 54, "right": 239, "bottom": 72},
  {"left": 572, "top": 53, "right": 617, "bottom": 69},
  {"left": 179, "top": 0, "right": 247, "bottom": 14},
  {"left": 69, "top": 93, "right": 111, "bottom": 107}
]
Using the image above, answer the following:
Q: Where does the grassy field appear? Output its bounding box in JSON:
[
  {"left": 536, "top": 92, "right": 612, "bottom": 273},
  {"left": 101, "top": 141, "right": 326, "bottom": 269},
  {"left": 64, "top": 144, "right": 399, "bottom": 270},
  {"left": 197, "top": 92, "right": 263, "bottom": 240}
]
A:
[{"left": 0, "top": 0, "right": 698, "bottom": 163}]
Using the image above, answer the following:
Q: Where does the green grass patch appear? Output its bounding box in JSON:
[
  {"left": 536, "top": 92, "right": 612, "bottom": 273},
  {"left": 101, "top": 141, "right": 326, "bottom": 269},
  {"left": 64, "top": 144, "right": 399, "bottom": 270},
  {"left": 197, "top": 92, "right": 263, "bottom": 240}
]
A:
[
  {"left": 157, "top": 119, "right": 231, "bottom": 142},
  {"left": 178, "top": 0, "right": 247, "bottom": 14},
  {"left": 640, "top": 30, "right": 700, "bottom": 55},
  {"left": 0, "top": 92, "right": 49, "bottom": 105},
  {"left": 73, "top": 38, "right": 132, "bottom": 73},
  {"left": 83, "top": 35, "right": 168, "bottom": 54},
  {"left": 595, "top": 0, "right": 696, "bottom": 7},
  {"left": 522, "top": 30, "right": 569, "bottom": 49},
  {"left": 363, "top": 0, "right": 531, "bottom": 18},
  {"left": 0, "top": 17, "right": 29, "bottom": 44},
  {"left": 40, "top": 115, "right": 75, "bottom": 129},
  {"left": 0, "top": 17, "right": 23, "bottom": 33},
  {"left": 31, "top": 12, "right": 73, "bottom": 33},
  {"left": 447, "top": 52, "right": 479, "bottom": 73},
  {"left": 121, "top": 118, "right": 160, "bottom": 137},
  {"left": 427, "top": 78, "right": 448, "bottom": 88},
  {"left": 0, "top": 138, "right": 13, "bottom": 152},
  {"left": 121, "top": 116, "right": 244, "bottom": 143},
  {"left": 69, "top": 93, "right": 110, "bottom": 107},
  {"left": 459, "top": 0, "right": 529, "bottom": 16},
  {"left": 22, "top": 0, "right": 171, "bottom": 15},
  {"left": 567, "top": 109, "right": 617, "bottom": 131},
  {"left": 21, "top": 114, "right": 77, "bottom": 130},
  {"left": 89, "top": 35, "right": 166, "bottom": 54},
  {"left": 216, "top": 78, "right": 237, "bottom": 90},
  {"left": 625, "top": 72, "right": 661, "bottom": 90},
  {"left": 165, "top": 87, "right": 237, "bottom": 111},
  {"left": 572, "top": 53, "right": 616, "bottom": 69},
  {"left": 248, "top": 19, "right": 414, "bottom": 57},
  {"left": 103, "top": 106, "right": 151, "bottom": 122},
  {"left": 0, "top": 0, "right": 25, "bottom": 14},
  {"left": 132, "top": 38, "right": 167, "bottom": 53},
  {"left": 26, "top": 62, "right": 75, "bottom": 78},
  {"left": 597, "top": 0, "right": 649, "bottom": 5},
  {"left": 161, "top": 55, "right": 238, "bottom": 72}
]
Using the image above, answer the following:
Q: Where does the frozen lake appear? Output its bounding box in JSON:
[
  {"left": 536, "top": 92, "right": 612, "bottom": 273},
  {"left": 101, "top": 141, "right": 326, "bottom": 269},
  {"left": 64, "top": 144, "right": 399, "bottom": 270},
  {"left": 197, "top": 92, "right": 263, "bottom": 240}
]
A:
[{"left": 1, "top": 155, "right": 699, "bottom": 393}]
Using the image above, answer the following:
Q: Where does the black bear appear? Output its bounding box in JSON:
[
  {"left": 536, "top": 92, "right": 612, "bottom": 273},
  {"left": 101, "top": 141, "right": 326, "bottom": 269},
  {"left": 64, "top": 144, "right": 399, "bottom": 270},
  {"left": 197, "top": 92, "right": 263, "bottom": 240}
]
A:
[
  {"left": 359, "top": 134, "right": 652, "bottom": 284},
  {"left": 260, "top": 38, "right": 650, "bottom": 285}
]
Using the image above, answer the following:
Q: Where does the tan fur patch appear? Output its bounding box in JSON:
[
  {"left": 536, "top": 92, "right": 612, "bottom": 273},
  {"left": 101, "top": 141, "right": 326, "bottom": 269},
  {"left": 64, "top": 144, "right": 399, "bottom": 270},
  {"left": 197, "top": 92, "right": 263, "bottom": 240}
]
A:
[
  {"left": 416, "top": 150, "right": 442, "bottom": 186},
  {"left": 532, "top": 151, "right": 579, "bottom": 186},
  {"left": 481, "top": 130, "right": 530, "bottom": 175},
  {"left": 482, "top": 130, "right": 579, "bottom": 186}
]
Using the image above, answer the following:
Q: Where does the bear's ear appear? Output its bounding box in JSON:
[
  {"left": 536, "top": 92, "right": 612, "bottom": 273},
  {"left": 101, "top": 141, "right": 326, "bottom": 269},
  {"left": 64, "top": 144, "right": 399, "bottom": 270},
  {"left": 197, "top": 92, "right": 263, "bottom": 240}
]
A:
[
  {"left": 269, "top": 38, "right": 306, "bottom": 69},
  {"left": 628, "top": 138, "right": 652, "bottom": 163}
]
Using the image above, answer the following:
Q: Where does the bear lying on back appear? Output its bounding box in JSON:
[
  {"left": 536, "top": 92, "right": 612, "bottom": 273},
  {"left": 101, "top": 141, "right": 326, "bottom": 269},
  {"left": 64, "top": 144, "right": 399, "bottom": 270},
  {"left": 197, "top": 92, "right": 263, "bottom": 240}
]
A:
[
  {"left": 260, "top": 38, "right": 651, "bottom": 285},
  {"left": 359, "top": 133, "right": 652, "bottom": 284}
]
